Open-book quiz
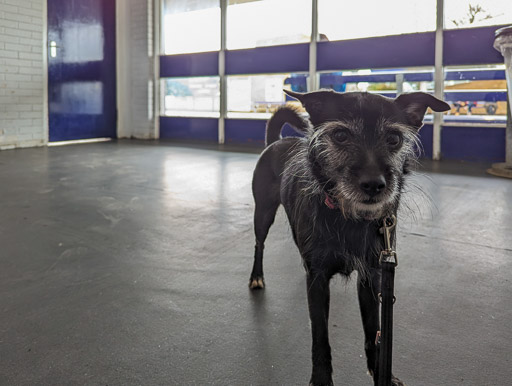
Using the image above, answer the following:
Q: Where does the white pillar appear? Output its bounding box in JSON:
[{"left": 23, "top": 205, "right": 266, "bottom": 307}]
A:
[
  {"left": 309, "top": 0, "right": 319, "bottom": 92},
  {"left": 433, "top": 0, "right": 444, "bottom": 161},
  {"left": 218, "top": 0, "right": 227, "bottom": 144}
]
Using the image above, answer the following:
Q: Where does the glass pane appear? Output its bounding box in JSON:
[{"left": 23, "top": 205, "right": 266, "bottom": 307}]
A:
[
  {"left": 445, "top": 0, "right": 512, "bottom": 29},
  {"left": 227, "top": 73, "right": 308, "bottom": 118},
  {"left": 227, "top": 0, "right": 311, "bottom": 50},
  {"left": 318, "top": 0, "right": 436, "bottom": 41},
  {"left": 320, "top": 67, "right": 435, "bottom": 121},
  {"left": 320, "top": 68, "right": 434, "bottom": 94},
  {"left": 62, "top": 21, "right": 104, "bottom": 62},
  {"left": 163, "top": 0, "right": 220, "bottom": 54},
  {"left": 443, "top": 65, "right": 508, "bottom": 124},
  {"left": 55, "top": 82, "right": 103, "bottom": 115},
  {"left": 162, "top": 77, "right": 220, "bottom": 117}
]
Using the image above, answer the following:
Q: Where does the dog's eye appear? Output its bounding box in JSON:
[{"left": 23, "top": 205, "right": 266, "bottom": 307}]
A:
[
  {"left": 386, "top": 133, "right": 402, "bottom": 147},
  {"left": 333, "top": 130, "right": 349, "bottom": 144}
]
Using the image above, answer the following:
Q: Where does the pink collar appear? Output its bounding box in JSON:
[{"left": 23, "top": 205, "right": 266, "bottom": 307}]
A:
[{"left": 324, "top": 193, "right": 337, "bottom": 209}]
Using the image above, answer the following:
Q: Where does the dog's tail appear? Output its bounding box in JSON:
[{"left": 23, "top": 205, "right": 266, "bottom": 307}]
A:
[{"left": 265, "top": 106, "right": 310, "bottom": 147}]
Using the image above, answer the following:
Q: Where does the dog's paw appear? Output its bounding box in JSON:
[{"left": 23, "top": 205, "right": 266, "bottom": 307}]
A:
[
  {"left": 309, "top": 373, "right": 333, "bottom": 386},
  {"left": 367, "top": 371, "right": 405, "bottom": 386},
  {"left": 249, "top": 276, "right": 265, "bottom": 289}
]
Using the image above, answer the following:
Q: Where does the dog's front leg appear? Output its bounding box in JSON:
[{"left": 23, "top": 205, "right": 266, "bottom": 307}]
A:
[
  {"left": 307, "top": 271, "right": 333, "bottom": 386},
  {"left": 357, "top": 269, "right": 380, "bottom": 383}
]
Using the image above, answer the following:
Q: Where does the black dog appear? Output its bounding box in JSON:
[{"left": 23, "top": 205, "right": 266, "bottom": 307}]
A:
[{"left": 249, "top": 89, "right": 450, "bottom": 385}]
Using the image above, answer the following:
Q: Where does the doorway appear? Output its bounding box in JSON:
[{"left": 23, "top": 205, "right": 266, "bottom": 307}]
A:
[{"left": 47, "top": 0, "right": 116, "bottom": 142}]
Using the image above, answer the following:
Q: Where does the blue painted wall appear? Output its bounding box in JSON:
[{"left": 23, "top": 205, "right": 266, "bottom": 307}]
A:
[
  {"left": 419, "top": 124, "right": 434, "bottom": 159},
  {"left": 224, "top": 120, "right": 302, "bottom": 146},
  {"left": 226, "top": 44, "right": 309, "bottom": 75},
  {"left": 442, "top": 126, "right": 506, "bottom": 162},
  {"left": 162, "top": 117, "right": 506, "bottom": 163},
  {"left": 160, "top": 52, "right": 219, "bottom": 77},
  {"left": 160, "top": 117, "right": 218, "bottom": 141},
  {"left": 225, "top": 119, "right": 265, "bottom": 145},
  {"left": 317, "top": 32, "right": 435, "bottom": 71}
]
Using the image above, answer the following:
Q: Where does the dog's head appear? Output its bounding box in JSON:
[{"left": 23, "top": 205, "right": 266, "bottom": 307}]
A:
[{"left": 285, "top": 89, "right": 450, "bottom": 220}]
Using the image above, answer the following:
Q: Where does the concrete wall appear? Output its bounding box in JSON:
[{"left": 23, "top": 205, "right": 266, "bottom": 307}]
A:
[
  {"left": 0, "top": 0, "right": 46, "bottom": 150},
  {"left": 117, "top": 0, "right": 157, "bottom": 139}
]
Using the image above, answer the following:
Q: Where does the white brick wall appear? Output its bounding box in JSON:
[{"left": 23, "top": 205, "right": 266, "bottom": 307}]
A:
[
  {"left": 117, "top": 0, "right": 156, "bottom": 139},
  {"left": 0, "top": 0, "right": 46, "bottom": 150}
]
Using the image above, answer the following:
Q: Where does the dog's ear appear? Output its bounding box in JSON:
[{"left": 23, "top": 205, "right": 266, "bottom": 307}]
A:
[
  {"left": 395, "top": 92, "right": 450, "bottom": 129},
  {"left": 284, "top": 89, "right": 334, "bottom": 124},
  {"left": 283, "top": 89, "right": 305, "bottom": 102},
  {"left": 284, "top": 89, "right": 322, "bottom": 117}
]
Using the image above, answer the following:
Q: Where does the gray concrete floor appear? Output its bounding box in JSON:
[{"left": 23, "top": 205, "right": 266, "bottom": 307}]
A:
[{"left": 0, "top": 140, "right": 511, "bottom": 385}]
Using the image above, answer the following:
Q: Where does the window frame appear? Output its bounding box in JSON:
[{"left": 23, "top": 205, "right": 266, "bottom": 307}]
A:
[{"left": 157, "top": 0, "right": 508, "bottom": 158}]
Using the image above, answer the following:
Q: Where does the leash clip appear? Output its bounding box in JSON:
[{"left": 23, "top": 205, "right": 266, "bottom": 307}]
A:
[{"left": 379, "top": 215, "right": 398, "bottom": 266}]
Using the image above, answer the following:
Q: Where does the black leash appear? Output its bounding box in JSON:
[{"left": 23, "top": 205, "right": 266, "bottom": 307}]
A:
[
  {"left": 321, "top": 195, "right": 399, "bottom": 385},
  {"left": 376, "top": 215, "right": 398, "bottom": 386}
]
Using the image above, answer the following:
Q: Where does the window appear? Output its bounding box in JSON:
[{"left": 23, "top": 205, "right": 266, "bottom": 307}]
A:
[
  {"left": 443, "top": 65, "right": 508, "bottom": 124},
  {"left": 227, "top": 73, "right": 308, "bottom": 118},
  {"left": 163, "top": 0, "right": 220, "bottom": 55},
  {"left": 227, "top": 0, "right": 311, "bottom": 50},
  {"left": 320, "top": 68, "right": 434, "bottom": 94},
  {"left": 61, "top": 22, "right": 104, "bottom": 62},
  {"left": 319, "top": 67, "right": 436, "bottom": 121},
  {"left": 162, "top": 77, "right": 220, "bottom": 117},
  {"left": 444, "top": 0, "right": 512, "bottom": 29},
  {"left": 318, "top": 0, "right": 436, "bottom": 41}
]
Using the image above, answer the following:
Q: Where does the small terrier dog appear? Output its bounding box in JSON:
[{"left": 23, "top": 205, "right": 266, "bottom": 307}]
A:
[{"left": 249, "top": 89, "right": 450, "bottom": 386}]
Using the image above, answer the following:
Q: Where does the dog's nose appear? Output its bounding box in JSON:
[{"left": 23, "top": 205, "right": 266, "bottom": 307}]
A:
[{"left": 359, "top": 175, "right": 386, "bottom": 197}]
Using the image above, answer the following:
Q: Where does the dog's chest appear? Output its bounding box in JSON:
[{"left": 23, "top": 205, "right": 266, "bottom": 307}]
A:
[
  {"left": 285, "top": 199, "right": 383, "bottom": 270},
  {"left": 319, "top": 210, "right": 380, "bottom": 254},
  {"left": 281, "top": 163, "right": 384, "bottom": 271}
]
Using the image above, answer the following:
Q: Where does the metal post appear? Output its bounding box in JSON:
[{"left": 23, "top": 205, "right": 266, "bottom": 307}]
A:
[
  {"left": 219, "top": 0, "right": 227, "bottom": 144},
  {"left": 433, "top": 0, "right": 445, "bottom": 160},
  {"left": 396, "top": 73, "right": 404, "bottom": 96},
  {"left": 507, "top": 97, "right": 512, "bottom": 165},
  {"left": 309, "top": 0, "right": 319, "bottom": 92},
  {"left": 153, "top": 0, "right": 162, "bottom": 139},
  {"left": 115, "top": 0, "right": 129, "bottom": 138},
  {"left": 43, "top": 0, "right": 49, "bottom": 144}
]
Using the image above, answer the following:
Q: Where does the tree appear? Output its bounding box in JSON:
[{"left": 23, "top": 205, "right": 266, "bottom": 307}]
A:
[
  {"left": 166, "top": 80, "right": 192, "bottom": 97},
  {"left": 450, "top": 3, "right": 497, "bottom": 27}
]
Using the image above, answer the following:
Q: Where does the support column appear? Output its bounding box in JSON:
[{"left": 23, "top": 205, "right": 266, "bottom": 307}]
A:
[
  {"left": 309, "top": 0, "right": 319, "bottom": 92},
  {"left": 218, "top": 0, "right": 227, "bottom": 144},
  {"left": 433, "top": 0, "right": 445, "bottom": 160},
  {"left": 153, "top": 0, "right": 162, "bottom": 139},
  {"left": 116, "top": 0, "right": 155, "bottom": 139}
]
